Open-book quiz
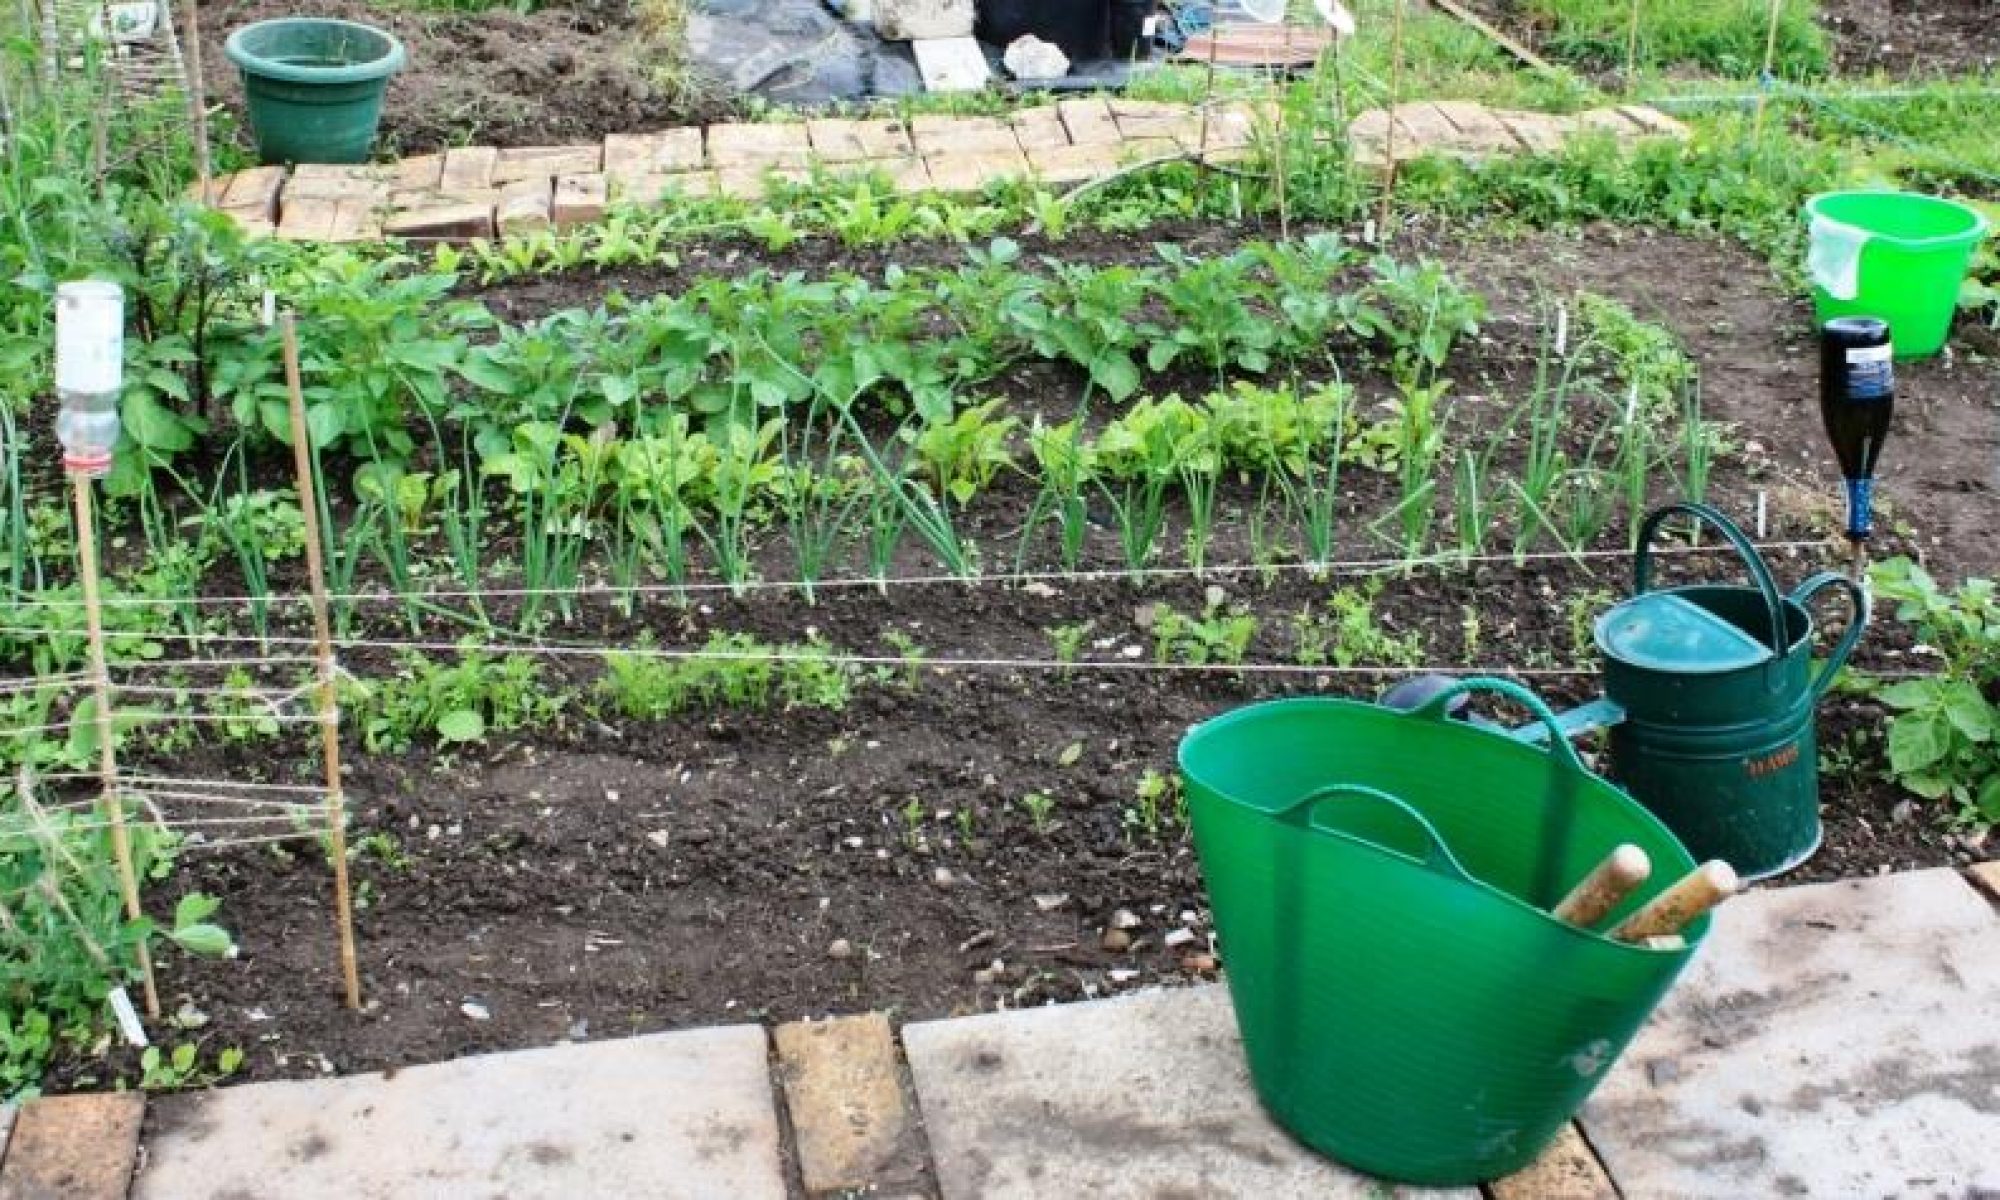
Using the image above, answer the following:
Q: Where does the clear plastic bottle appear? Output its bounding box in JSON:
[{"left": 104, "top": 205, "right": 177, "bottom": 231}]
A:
[{"left": 54, "top": 280, "right": 124, "bottom": 478}]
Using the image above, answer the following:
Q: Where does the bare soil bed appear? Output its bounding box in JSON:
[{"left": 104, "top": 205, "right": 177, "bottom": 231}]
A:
[
  {"left": 1818, "top": 0, "right": 2000, "bottom": 77},
  {"left": 50, "top": 224, "right": 1998, "bottom": 1092},
  {"left": 198, "top": 0, "right": 723, "bottom": 157}
]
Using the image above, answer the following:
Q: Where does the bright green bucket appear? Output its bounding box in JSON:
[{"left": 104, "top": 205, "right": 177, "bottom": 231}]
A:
[
  {"left": 226, "top": 18, "right": 405, "bottom": 165},
  {"left": 1180, "top": 678, "right": 1707, "bottom": 1186},
  {"left": 1805, "top": 190, "right": 1989, "bottom": 360}
]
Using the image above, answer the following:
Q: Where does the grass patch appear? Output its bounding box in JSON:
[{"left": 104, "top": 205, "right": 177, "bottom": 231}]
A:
[{"left": 1524, "top": 0, "right": 1827, "bottom": 78}]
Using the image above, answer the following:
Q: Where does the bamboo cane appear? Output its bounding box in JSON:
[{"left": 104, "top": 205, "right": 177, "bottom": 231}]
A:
[
  {"left": 1377, "top": 0, "right": 1406, "bottom": 240},
  {"left": 1551, "top": 843, "right": 1651, "bottom": 929},
  {"left": 1752, "top": 0, "right": 1783, "bottom": 138},
  {"left": 1612, "top": 860, "right": 1738, "bottom": 942},
  {"left": 71, "top": 473, "right": 159, "bottom": 1017},
  {"left": 280, "top": 315, "right": 362, "bottom": 1011}
]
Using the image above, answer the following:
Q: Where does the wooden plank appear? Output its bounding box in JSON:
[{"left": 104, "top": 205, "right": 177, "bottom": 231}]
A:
[
  {"left": 1489, "top": 1123, "right": 1618, "bottom": 1200},
  {"left": 1427, "top": 0, "right": 1559, "bottom": 74}
]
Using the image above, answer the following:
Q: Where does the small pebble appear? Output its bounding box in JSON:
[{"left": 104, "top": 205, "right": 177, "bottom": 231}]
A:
[
  {"left": 1110, "top": 908, "right": 1142, "bottom": 930},
  {"left": 1183, "top": 953, "right": 1218, "bottom": 974},
  {"left": 1102, "top": 928, "right": 1133, "bottom": 953},
  {"left": 1164, "top": 928, "right": 1197, "bottom": 948},
  {"left": 1034, "top": 893, "right": 1070, "bottom": 912},
  {"left": 827, "top": 938, "right": 853, "bottom": 961},
  {"left": 933, "top": 867, "right": 957, "bottom": 888},
  {"left": 460, "top": 1001, "right": 491, "bottom": 1021}
]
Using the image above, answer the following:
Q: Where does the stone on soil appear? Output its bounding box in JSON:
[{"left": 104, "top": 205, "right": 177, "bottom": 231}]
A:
[
  {"left": 874, "top": 0, "right": 973, "bottom": 41},
  {"left": 1003, "top": 34, "right": 1070, "bottom": 81}
]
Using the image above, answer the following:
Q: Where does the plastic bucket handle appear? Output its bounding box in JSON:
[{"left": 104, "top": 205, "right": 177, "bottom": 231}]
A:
[
  {"left": 1788, "top": 571, "right": 1870, "bottom": 705},
  {"left": 1634, "top": 502, "right": 1787, "bottom": 665},
  {"left": 1277, "top": 782, "right": 1473, "bottom": 882},
  {"left": 1408, "top": 675, "right": 1591, "bottom": 776},
  {"left": 1806, "top": 212, "right": 1871, "bottom": 302}
]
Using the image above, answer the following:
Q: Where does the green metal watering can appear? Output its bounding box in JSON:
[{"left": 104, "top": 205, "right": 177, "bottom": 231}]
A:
[{"left": 1387, "top": 502, "right": 1868, "bottom": 880}]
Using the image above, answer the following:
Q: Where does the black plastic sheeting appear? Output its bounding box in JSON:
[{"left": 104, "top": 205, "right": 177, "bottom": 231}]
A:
[{"left": 686, "top": 0, "right": 1149, "bottom": 104}]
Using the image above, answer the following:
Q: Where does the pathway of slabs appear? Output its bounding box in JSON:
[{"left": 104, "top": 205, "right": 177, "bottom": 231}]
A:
[
  {"left": 6, "top": 863, "right": 1991, "bottom": 1199},
  {"left": 197, "top": 98, "right": 1686, "bottom": 244}
]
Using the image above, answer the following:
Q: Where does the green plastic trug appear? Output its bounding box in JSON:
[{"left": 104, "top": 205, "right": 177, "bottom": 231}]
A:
[
  {"left": 1180, "top": 678, "right": 1706, "bottom": 1186},
  {"left": 225, "top": 18, "right": 406, "bottom": 165}
]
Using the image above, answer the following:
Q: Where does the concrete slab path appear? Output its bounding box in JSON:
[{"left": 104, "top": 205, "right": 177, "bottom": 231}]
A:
[
  {"left": 134, "top": 1025, "right": 784, "bottom": 1200},
  {"left": 2, "top": 864, "right": 1992, "bottom": 1198},
  {"left": 1582, "top": 868, "right": 2000, "bottom": 1199},
  {"left": 904, "top": 984, "right": 1474, "bottom": 1199}
]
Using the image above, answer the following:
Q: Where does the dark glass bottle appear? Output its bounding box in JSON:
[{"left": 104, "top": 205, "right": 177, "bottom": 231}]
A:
[{"left": 1818, "top": 316, "right": 1894, "bottom": 542}]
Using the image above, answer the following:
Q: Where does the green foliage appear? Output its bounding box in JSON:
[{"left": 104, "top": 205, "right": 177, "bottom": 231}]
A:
[
  {"left": 1524, "top": 0, "right": 1826, "bottom": 76},
  {"left": 1292, "top": 580, "right": 1425, "bottom": 668},
  {"left": 596, "top": 633, "right": 855, "bottom": 719},
  {"left": 1867, "top": 559, "right": 2000, "bottom": 827},
  {"left": 1123, "top": 769, "right": 1186, "bottom": 842},
  {"left": 344, "top": 646, "right": 568, "bottom": 752},
  {"left": 1150, "top": 595, "right": 1259, "bottom": 668}
]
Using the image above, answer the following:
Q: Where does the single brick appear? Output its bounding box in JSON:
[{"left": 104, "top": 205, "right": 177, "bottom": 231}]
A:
[
  {"left": 284, "top": 163, "right": 389, "bottom": 203},
  {"left": 394, "top": 153, "right": 444, "bottom": 190},
  {"left": 611, "top": 172, "right": 719, "bottom": 204},
  {"left": 0, "top": 1093, "right": 145, "bottom": 1200},
  {"left": 497, "top": 179, "right": 553, "bottom": 233},
  {"left": 439, "top": 146, "right": 498, "bottom": 194},
  {"left": 553, "top": 173, "right": 607, "bottom": 227},
  {"left": 1431, "top": 100, "right": 1523, "bottom": 153},
  {"left": 1495, "top": 110, "right": 1574, "bottom": 153},
  {"left": 912, "top": 115, "right": 1018, "bottom": 157},
  {"left": 774, "top": 1014, "right": 922, "bottom": 1195},
  {"left": 326, "top": 199, "right": 383, "bottom": 244},
  {"left": 1489, "top": 1124, "right": 1617, "bottom": 1200},
  {"left": 1576, "top": 106, "right": 1645, "bottom": 136},
  {"left": 1967, "top": 860, "right": 2000, "bottom": 906},
  {"left": 706, "top": 122, "right": 813, "bottom": 168},
  {"left": 384, "top": 201, "right": 495, "bottom": 242},
  {"left": 1026, "top": 143, "right": 1123, "bottom": 186},
  {"left": 923, "top": 149, "right": 1029, "bottom": 193},
  {"left": 492, "top": 145, "right": 603, "bottom": 185},
  {"left": 1009, "top": 105, "right": 1072, "bottom": 151},
  {"left": 807, "top": 118, "right": 914, "bottom": 163},
  {"left": 276, "top": 197, "right": 341, "bottom": 242},
  {"left": 218, "top": 165, "right": 285, "bottom": 220},
  {"left": 1619, "top": 104, "right": 1692, "bottom": 138},
  {"left": 604, "top": 129, "right": 705, "bottom": 180},
  {"left": 1057, "top": 97, "right": 1122, "bottom": 146}
]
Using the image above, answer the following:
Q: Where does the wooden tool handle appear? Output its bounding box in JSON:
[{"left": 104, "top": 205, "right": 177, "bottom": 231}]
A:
[
  {"left": 1612, "top": 861, "right": 1739, "bottom": 942},
  {"left": 1552, "top": 844, "right": 1652, "bottom": 929}
]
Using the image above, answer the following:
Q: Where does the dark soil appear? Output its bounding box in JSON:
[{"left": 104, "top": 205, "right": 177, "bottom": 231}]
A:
[
  {"left": 198, "top": 0, "right": 726, "bottom": 158},
  {"left": 43, "top": 223, "right": 2000, "bottom": 1093},
  {"left": 1818, "top": 0, "right": 2000, "bottom": 77}
]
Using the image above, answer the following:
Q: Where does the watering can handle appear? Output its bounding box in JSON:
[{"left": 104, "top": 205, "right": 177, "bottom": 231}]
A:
[
  {"left": 1634, "top": 502, "right": 1788, "bottom": 660},
  {"left": 1406, "top": 676, "right": 1590, "bottom": 776},
  {"left": 1276, "top": 783, "right": 1470, "bottom": 882},
  {"left": 1790, "top": 571, "right": 1870, "bottom": 704}
]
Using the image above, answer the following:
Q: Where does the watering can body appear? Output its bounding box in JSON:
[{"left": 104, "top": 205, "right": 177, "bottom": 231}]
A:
[{"left": 1595, "top": 504, "right": 1867, "bottom": 880}]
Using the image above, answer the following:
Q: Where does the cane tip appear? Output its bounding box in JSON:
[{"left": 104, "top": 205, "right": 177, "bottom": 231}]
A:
[{"left": 1610, "top": 843, "right": 1652, "bottom": 882}]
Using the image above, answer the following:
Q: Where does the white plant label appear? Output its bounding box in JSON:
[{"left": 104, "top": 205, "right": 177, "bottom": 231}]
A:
[
  {"left": 54, "top": 280, "right": 123, "bottom": 394},
  {"left": 109, "top": 986, "right": 149, "bottom": 1047}
]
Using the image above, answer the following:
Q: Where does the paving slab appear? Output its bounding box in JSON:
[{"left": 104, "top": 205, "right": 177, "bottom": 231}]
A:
[
  {"left": 393, "top": 153, "right": 444, "bottom": 191},
  {"left": 497, "top": 178, "right": 553, "bottom": 233},
  {"left": 923, "top": 149, "right": 1028, "bottom": 193},
  {"left": 707, "top": 122, "right": 813, "bottom": 167},
  {"left": 1429, "top": 99, "right": 1522, "bottom": 153},
  {"left": 0, "top": 1104, "right": 14, "bottom": 1164},
  {"left": 774, "top": 1013, "right": 923, "bottom": 1194},
  {"left": 904, "top": 984, "right": 1475, "bottom": 1199},
  {"left": 285, "top": 163, "right": 390, "bottom": 202},
  {"left": 911, "top": 115, "right": 1018, "bottom": 157},
  {"left": 1008, "top": 106, "right": 1072, "bottom": 152},
  {"left": 612, "top": 171, "right": 719, "bottom": 204},
  {"left": 135, "top": 1025, "right": 783, "bottom": 1200},
  {"left": 0, "top": 1093, "right": 144, "bottom": 1200},
  {"left": 1582, "top": 869, "right": 2000, "bottom": 1199},
  {"left": 1027, "top": 143, "right": 1125, "bottom": 186},
  {"left": 218, "top": 165, "right": 285, "bottom": 219},
  {"left": 912, "top": 36, "right": 990, "bottom": 93},
  {"left": 384, "top": 200, "right": 496, "bottom": 242}
]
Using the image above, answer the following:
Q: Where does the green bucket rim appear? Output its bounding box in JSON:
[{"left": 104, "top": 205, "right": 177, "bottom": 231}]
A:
[
  {"left": 1804, "top": 189, "right": 1990, "bottom": 251},
  {"left": 225, "top": 18, "right": 407, "bottom": 86},
  {"left": 1179, "top": 691, "right": 1712, "bottom": 955}
]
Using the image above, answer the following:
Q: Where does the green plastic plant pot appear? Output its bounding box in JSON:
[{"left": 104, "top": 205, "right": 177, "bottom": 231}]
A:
[
  {"left": 225, "top": 18, "right": 405, "bottom": 165},
  {"left": 1805, "top": 190, "right": 1989, "bottom": 360}
]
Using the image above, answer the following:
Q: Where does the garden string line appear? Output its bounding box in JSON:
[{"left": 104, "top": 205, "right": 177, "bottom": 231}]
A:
[
  {"left": 0, "top": 539, "right": 1835, "bottom": 612},
  {"left": 1760, "top": 74, "right": 2000, "bottom": 193}
]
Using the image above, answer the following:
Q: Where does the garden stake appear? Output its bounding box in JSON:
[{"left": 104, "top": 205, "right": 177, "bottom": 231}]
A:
[
  {"left": 1624, "top": 0, "right": 1641, "bottom": 89},
  {"left": 280, "top": 314, "right": 363, "bottom": 1011},
  {"left": 71, "top": 473, "right": 159, "bottom": 1017},
  {"left": 1377, "top": 0, "right": 1407, "bottom": 239},
  {"left": 1551, "top": 843, "right": 1651, "bottom": 928},
  {"left": 184, "top": 0, "right": 213, "bottom": 204},
  {"left": 1611, "top": 860, "right": 1738, "bottom": 942},
  {"left": 1752, "top": 0, "right": 1783, "bottom": 138}
]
